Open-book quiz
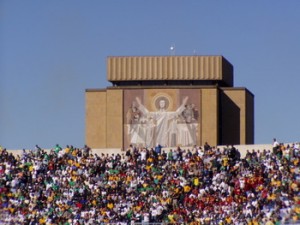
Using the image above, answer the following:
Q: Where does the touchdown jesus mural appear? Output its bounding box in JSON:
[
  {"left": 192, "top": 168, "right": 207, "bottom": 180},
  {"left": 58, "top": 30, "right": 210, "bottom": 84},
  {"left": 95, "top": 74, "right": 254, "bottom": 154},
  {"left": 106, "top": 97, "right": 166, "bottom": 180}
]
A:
[{"left": 124, "top": 89, "right": 200, "bottom": 148}]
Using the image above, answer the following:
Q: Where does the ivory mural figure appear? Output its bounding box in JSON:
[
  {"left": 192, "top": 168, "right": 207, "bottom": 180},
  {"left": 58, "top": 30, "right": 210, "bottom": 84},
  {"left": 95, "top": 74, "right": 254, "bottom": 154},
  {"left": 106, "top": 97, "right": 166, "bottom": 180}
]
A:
[
  {"left": 126, "top": 101, "right": 147, "bottom": 145},
  {"left": 135, "top": 96, "right": 188, "bottom": 147},
  {"left": 126, "top": 95, "right": 199, "bottom": 147}
]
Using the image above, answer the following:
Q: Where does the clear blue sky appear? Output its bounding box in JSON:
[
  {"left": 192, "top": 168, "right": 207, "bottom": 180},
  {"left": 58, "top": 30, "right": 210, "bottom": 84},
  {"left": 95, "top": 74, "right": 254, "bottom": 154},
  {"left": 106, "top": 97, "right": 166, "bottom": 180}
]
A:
[{"left": 1, "top": 1, "right": 300, "bottom": 149}]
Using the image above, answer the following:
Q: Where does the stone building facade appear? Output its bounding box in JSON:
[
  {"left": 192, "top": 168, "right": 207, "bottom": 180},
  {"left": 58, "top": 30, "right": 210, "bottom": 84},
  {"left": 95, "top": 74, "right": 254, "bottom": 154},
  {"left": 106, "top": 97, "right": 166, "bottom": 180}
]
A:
[{"left": 85, "top": 56, "right": 254, "bottom": 149}]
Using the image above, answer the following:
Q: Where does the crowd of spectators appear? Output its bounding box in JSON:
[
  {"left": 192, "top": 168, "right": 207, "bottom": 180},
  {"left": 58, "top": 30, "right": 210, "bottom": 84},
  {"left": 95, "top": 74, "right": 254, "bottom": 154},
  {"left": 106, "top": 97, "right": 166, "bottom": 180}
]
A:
[{"left": 0, "top": 141, "right": 299, "bottom": 225}]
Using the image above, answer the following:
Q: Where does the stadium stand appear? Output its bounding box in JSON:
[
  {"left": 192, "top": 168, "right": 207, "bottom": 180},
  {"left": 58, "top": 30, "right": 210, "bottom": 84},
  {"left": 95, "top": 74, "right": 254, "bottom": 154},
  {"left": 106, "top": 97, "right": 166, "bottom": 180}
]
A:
[{"left": 0, "top": 142, "right": 299, "bottom": 224}]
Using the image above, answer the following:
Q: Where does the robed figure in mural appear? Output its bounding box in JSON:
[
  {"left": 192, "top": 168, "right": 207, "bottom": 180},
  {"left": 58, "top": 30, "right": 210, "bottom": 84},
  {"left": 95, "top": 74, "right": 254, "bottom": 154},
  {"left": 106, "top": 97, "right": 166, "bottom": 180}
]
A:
[
  {"left": 135, "top": 96, "right": 189, "bottom": 147},
  {"left": 126, "top": 101, "right": 145, "bottom": 145}
]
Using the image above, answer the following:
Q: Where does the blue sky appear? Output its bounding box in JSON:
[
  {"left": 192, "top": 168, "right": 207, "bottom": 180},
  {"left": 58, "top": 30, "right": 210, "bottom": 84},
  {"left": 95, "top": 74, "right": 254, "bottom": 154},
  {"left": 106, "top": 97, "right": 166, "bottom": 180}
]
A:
[{"left": 1, "top": 1, "right": 300, "bottom": 149}]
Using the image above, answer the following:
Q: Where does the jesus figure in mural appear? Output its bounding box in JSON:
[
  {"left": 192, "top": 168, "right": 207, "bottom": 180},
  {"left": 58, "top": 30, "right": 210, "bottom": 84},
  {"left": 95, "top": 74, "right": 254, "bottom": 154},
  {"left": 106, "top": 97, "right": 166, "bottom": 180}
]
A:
[{"left": 135, "top": 96, "right": 189, "bottom": 147}]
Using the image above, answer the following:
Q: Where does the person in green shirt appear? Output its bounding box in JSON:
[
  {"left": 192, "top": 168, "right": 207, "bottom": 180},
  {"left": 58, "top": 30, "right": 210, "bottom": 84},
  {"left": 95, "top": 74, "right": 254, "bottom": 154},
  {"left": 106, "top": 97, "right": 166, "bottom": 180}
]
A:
[{"left": 54, "top": 144, "right": 62, "bottom": 154}]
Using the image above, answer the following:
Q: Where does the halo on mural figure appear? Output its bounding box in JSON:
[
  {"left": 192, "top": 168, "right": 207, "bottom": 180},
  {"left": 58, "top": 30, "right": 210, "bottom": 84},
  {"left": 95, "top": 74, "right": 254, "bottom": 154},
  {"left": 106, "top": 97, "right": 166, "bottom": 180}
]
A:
[{"left": 152, "top": 93, "right": 173, "bottom": 111}]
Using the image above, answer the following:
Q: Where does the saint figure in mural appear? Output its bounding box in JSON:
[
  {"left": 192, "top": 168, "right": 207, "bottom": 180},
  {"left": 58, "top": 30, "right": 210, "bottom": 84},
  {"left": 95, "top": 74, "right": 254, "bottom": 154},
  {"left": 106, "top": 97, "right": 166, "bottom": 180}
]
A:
[
  {"left": 135, "top": 96, "right": 189, "bottom": 147},
  {"left": 176, "top": 103, "right": 199, "bottom": 146},
  {"left": 126, "top": 101, "right": 145, "bottom": 145}
]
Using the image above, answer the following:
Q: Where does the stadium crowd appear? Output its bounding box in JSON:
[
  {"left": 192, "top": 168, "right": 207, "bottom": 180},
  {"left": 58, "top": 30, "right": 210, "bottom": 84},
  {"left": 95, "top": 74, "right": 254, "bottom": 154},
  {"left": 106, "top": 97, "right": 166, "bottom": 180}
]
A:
[{"left": 0, "top": 141, "right": 299, "bottom": 225}]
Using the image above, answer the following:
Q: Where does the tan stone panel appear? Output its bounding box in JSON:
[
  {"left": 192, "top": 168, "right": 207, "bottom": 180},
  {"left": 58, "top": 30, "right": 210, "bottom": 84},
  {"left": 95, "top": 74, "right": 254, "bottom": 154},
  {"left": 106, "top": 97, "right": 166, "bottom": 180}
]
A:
[
  {"left": 222, "top": 57, "right": 235, "bottom": 86},
  {"left": 157, "top": 57, "right": 162, "bottom": 79},
  {"left": 200, "top": 88, "right": 219, "bottom": 146},
  {"left": 85, "top": 90, "right": 107, "bottom": 148},
  {"left": 246, "top": 91, "right": 255, "bottom": 144},
  {"left": 178, "top": 57, "right": 183, "bottom": 80},
  {"left": 107, "top": 56, "right": 233, "bottom": 86},
  {"left": 220, "top": 90, "right": 242, "bottom": 145},
  {"left": 106, "top": 89, "right": 123, "bottom": 148},
  {"left": 222, "top": 89, "right": 253, "bottom": 145},
  {"left": 137, "top": 57, "right": 142, "bottom": 80}
]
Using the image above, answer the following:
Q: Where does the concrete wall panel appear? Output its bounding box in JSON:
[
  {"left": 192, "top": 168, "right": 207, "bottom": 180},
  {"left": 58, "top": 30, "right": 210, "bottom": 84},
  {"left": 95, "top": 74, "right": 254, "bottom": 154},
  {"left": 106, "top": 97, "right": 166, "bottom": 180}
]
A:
[
  {"left": 85, "top": 90, "right": 107, "bottom": 148},
  {"left": 107, "top": 56, "right": 233, "bottom": 86},
  {"left": 200, "top": 88, "right": 219, "bottom": 146},
  {"left": 221, "top": 88, "right": 254, "bottom": 145},
  {"left": 106, "top": 89, "right": 123, "bottom": 148}
]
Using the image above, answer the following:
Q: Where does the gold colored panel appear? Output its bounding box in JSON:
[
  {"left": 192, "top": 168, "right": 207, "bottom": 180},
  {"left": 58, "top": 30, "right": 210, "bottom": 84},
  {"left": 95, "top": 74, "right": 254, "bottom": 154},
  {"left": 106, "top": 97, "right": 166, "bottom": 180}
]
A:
[
  {"left": 200, "top": 88, "right": 219, "bottom": 146},
  {"left": 221, "top": 88, "right": 254, "bottom": 145},
  {"left": 106, "top": 89, "right": 123, "bottom": 148},
  {"left": 85, "top": 91, "right": 107, "bottom": 148},
  {"left": 107, "top": 56, "right": 233, "bottom": 86}
]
